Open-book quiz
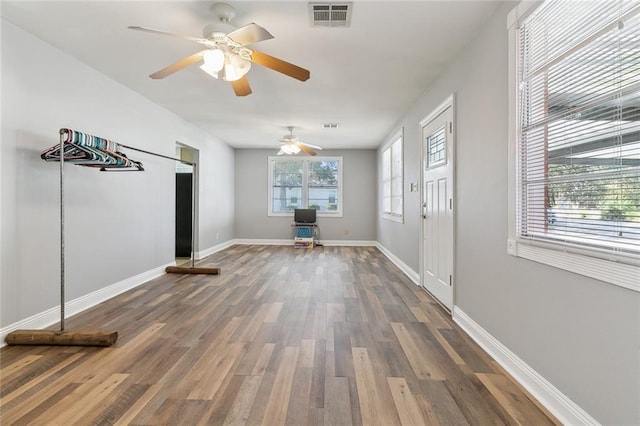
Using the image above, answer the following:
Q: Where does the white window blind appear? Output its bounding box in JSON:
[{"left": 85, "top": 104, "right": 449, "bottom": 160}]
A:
[
  {"left": 517, "top": 0, "right": 640, "bottom": 259},
  {"left": 382, "top": 131, "right": 403, "bottom": 221}
]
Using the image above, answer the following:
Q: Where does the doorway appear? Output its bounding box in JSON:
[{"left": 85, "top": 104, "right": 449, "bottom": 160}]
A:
[
  {"left": 419, "top": 96, "right": 455, "bottom": 311},
  {"left": 175, "top": 144, "right": 198, "bottom": 264}
]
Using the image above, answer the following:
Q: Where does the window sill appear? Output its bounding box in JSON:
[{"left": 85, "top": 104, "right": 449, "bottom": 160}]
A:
[
  {"left": 383, "top": 213, "right": 404, "bottom": 224},
  {"left": 317, "top": 212, "right": 343, "bottom": 218},
  {"left": 268, "top": 212, "right": 343, "bottom": 218},
  {"left": 507, "top": 239, "right": 640, "bottom": 293}
]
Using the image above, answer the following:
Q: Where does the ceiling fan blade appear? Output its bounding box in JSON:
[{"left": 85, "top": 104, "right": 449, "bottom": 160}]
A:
[
  {"left": 299, "top": 141, "right": 323, "bottom": 150},
  {"left": 149, "top": 51, "right": 206, "bottom": 79},
  {"left": 128, "top": 26, "right": 204, "bottom": 43},
  {"left": 227, "top": 23, "right": 274, "bottom": 46},
  {"left": 231, "top": 76, "right": 252, "bottom": 96},
  {"left": 298, "top": 144, "right": 317, "bottom": 156},
  {"left": 250, "top": 50, "right": 310, "bottom": 82}
]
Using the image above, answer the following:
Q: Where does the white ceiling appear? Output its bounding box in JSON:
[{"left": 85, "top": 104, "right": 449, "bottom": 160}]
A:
[{"left": 1, "top": 1, "right": 502, "bottom": 150}]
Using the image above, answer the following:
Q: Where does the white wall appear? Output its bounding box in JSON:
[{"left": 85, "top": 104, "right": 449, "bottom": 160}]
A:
[
  {"left": 1, "top": 19, "right": 234, "bottom": 329},
  {"left": 377, "top": 3, "right": 640, "bottom": 424},
  {"left": 235, "top": 149, "right": 376, "bottom": 242}
]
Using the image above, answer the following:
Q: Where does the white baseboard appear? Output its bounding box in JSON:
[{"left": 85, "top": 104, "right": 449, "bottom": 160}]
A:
[
  {"left": 231, "top": 239, "right": 376, "bottom": 247},
  {"left": 233, "top": 238, "right": 293, "bottom": 246},
  {"left": 452, "top": 307, "right": 599, "bottom": 425},
  {"left": 375, "top": 242, "right": 420, "bottom": 285},
  {"left": 0, "top": 262, "right": 172, "bottom": 347},
  {"left": 317, "top": 240, "right": 376, "bottom": 247},
  {"left": 196, "top": 240, "right": 235, "bottom": 259}
]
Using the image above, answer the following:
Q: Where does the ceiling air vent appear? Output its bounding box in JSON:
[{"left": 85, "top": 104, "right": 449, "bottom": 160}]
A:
[{"left": 310, "top": 3, "right": 352, "bottom": 27}]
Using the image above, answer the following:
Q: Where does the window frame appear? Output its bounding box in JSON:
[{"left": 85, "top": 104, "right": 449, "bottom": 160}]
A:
[
  {"left": 268, "top": 156, "right": 343, "bottom": 218},
  {"left": 507, "top": 1, "right": 640, "bottom": 292},
  {"left": 382, "top": 129, "right": 404, "bottom": 223}
]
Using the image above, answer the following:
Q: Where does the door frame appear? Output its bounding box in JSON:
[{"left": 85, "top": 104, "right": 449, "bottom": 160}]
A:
[{"left": 418, "top": 94, "right": 456, "bottom": 312}]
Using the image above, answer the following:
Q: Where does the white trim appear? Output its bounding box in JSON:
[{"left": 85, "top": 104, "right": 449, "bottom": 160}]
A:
[
  {"left": 382, "top": 213, "right": 404, "bottom": 224},
  {"left": 419, "top": 94, "right": 455, "bottom": 128},
  {"left": 375, "top": 242, "right": 420, "bottom": 285},
  {"left": 1, "top": 262, "right": 172, "bottom": 347},
  {"left": 233, "top": 238, "right": 294, "bottom": 246},
  {"left": 319, "top": 240, "right": 376, "bottom": 247},
  {"left": 381, "top": 128, "right": 404, "bottom": 222},
  {"left": 196, "top": 239, "right": 236, "bottom": 260},
  {"left": 507, "top": 0, "right": 543, "bottom": 29},
  {"left": 509, "top": 240, "right": 640, "bottom": 292},
  {"left": 507, "top": 2, "right": 519, "bottom": 260},
  {"left": 453, "top": 307, "right": 600, "bottom": 426},
  {"left": 232, "top": 238, "right": 376, "bottom": 247}
]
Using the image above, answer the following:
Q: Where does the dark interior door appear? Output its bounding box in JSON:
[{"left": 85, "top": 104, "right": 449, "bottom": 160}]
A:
[{"left": 175, "top": 172, "right": 192, "bottom": 257}]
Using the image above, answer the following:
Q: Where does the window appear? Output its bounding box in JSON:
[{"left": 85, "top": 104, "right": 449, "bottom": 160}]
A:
[
  {"left": 427, "top": 126, "right": 446, "bottom": 168},
  {"left": 268, "top": 156, "right": 343, "bottom": 216},
  {"left": 382, "top": 130, "right": 403, "bottom": 222},
  {"left": 508, "top": 0, "right": 640, "bottom": 291}
]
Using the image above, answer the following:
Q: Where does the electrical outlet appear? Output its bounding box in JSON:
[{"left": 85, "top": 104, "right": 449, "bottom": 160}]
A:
[{"left": 216, "top": 232, "right": 219, "bottom": 241}]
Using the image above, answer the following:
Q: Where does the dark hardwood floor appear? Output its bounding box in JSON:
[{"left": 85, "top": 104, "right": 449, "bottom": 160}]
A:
[{"left": 0, "top": 245, "right": 558, "bottom": 425}]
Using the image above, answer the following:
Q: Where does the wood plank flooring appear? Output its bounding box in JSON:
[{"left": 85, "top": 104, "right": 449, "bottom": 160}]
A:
[{"left": 0, "top": 245, "right": 559, "bottom": 425}]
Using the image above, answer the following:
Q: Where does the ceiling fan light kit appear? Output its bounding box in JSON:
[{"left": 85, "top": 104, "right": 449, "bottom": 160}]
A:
[
  {"left": 279, "top": 143, "right": 302, "bottom": 155},
  {"left": 278, "top": 127, "right": 323, "bottom": 156},
  {"left": 225, "top": 51, "right": 252, "bottom": 81},
  {"left": 128, "top": 2, "right": 310, "bottom": 96},
  {"left": 199, "top": 46, "right": 252, "bottom": 81},
  {"left": 199, "top": 49, "right": 225, "bottom": 77}
]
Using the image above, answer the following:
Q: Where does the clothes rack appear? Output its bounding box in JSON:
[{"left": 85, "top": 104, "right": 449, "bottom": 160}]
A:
[
  {"left": 6, "top": 128, "right": 140, "bottom": 346},
  {"left": 6, "top": 128, "right": 219, "bottom": 347}
]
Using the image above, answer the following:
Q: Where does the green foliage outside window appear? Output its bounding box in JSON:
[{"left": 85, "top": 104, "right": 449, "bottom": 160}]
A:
[{"left": 547, "top": 164, "right": 640, "bottom": 221}]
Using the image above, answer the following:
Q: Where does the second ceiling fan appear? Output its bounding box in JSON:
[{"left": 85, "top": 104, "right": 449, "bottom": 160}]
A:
[
  {"left": 129, "top": 2, "right": 310, "bottom": 96},
  {"left": 278, "top": 127, "right": 322, "bottom": 156}
]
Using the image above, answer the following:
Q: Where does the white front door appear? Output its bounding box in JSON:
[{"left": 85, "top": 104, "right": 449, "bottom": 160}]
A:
[{"left": 420, "top": 103, "right": 454, "bottom": 310}]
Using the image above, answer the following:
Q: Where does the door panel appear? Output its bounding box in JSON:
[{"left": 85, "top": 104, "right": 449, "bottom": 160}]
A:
[
  {"left": 421, "top": 104, "right": 454, "bottom": 310},
  {"left": 437, "top": 177, "right": 449, "bottom": 286},
  {"left": 424, "top": 180, "right": 435, "bottom": 275}
]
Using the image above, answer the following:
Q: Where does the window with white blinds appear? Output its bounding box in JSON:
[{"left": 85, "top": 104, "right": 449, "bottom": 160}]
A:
[
  {"left": 516, "top": 0, "right": 640, "bottom": 261},
  {"left": 382, "top": 131, "right": 403, "bottom": 222}
]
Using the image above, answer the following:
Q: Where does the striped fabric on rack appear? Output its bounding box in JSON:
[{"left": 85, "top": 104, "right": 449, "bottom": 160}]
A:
[
  {"left": 60, "top": 128, "right": 119, "bottom": 152},
  {"left": 41, "top": 128, "right": 143, "bottom": 170}
]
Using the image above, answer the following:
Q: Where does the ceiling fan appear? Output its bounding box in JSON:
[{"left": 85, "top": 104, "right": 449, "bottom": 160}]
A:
[
  {"left": 128, "top": 2, "right": 310, "bottom": 96},
  {"left": 278, "top": 127, "right": 323, "bottom": 156}
]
